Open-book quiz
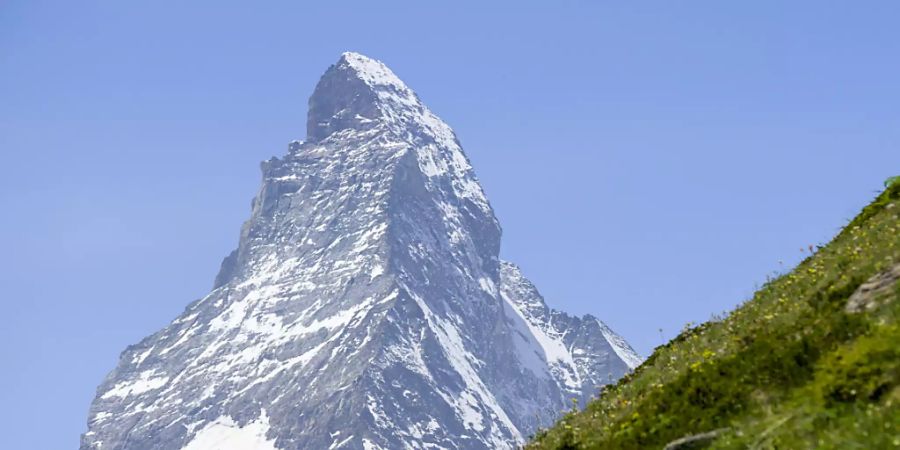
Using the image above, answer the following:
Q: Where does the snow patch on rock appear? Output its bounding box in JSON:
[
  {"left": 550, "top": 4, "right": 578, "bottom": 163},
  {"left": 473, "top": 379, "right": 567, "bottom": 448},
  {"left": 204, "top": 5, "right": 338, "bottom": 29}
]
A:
[{"left": 183, "top": 410, "right": 278, "bottom": 450}]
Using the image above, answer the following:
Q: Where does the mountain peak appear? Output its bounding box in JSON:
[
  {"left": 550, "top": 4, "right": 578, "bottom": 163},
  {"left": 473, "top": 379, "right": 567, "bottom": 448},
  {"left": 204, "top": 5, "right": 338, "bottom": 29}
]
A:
[
  {"left": 306, "top": 52, "right": 418, "bottom": 142},
  {"left": 338, "top": 52, "right": 410, "bottom": 92},
  {"left": 83, "top": 53, "right": 638, "bottom": 450}
]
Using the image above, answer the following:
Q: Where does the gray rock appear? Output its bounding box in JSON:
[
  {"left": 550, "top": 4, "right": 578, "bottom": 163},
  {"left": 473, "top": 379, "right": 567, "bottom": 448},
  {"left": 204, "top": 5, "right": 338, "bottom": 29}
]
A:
[
  {"left": 662, "top": 428, "right": 728, "bottom": 450},
  {"left": 845, "top": 263, "right": 900, "bottom": 313},
  {"left": 81, "top": 52, "right": 640, "bottom": 450}
]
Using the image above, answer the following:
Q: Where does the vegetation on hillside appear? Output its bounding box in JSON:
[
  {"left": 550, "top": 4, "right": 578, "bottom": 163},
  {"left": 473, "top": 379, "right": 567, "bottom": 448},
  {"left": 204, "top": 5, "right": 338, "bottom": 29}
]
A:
[{"left": 528, "top": 181, "right": 900, "bottom": 449}]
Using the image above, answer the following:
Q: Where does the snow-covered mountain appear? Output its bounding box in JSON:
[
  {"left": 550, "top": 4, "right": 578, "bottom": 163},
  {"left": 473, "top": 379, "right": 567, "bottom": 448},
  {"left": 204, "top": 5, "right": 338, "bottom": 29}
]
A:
[{"left": 82, "top": 52, "right": 640, "bottom": 450}]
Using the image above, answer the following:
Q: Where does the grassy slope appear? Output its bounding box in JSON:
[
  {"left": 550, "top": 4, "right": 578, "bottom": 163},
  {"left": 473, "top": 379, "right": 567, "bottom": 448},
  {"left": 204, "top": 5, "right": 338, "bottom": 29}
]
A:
[{"left": 528, "top": 183, "right": 900, "bottom": 449}]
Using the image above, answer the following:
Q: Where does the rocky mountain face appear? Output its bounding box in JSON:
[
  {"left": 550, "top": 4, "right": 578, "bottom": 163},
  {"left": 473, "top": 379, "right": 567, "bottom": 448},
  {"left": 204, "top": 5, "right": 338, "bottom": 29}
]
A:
[{"left": 82, "top": 52, "right": 640, "bottom": 450}]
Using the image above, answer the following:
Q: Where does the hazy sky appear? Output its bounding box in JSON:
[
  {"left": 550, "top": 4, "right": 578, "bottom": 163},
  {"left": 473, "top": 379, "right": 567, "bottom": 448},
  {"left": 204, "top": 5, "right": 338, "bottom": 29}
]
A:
[{"left": 2, "top": 1, "right": 899, "bottom": 448}]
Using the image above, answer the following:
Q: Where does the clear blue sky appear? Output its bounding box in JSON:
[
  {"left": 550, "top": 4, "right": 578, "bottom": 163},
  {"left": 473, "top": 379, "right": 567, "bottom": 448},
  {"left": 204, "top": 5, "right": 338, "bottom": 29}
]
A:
[{"left": 2, "top": 1, "right": 899, "bottom": 448}]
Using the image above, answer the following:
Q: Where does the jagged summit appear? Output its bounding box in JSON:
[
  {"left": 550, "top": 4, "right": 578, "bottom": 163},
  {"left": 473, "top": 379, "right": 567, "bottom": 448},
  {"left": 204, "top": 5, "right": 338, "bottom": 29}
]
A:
[
  {"left": 82, "top": 53, "right": 639, "bottom": 450},
  {"left": 338, "top": 52, "right": 411, "bottom": 92},
  {"left": 306, "top": 52, "right": 420, "bottom": 143}
]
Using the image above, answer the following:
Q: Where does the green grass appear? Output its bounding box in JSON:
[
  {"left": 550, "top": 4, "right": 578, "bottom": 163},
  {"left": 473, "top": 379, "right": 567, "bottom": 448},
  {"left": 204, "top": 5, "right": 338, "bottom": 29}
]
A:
[{"left": 527, "top": 182, "right": 900, "bottom": 450}]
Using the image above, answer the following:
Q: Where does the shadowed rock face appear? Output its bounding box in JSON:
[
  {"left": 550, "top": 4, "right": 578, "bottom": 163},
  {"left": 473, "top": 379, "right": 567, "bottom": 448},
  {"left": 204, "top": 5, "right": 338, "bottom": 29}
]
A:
[
  {"left": 81, "top": 52, "right": 641, "bottom": 450},
  {"left": 306, "top": 57, "right": 381, "bottom": 142}
]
